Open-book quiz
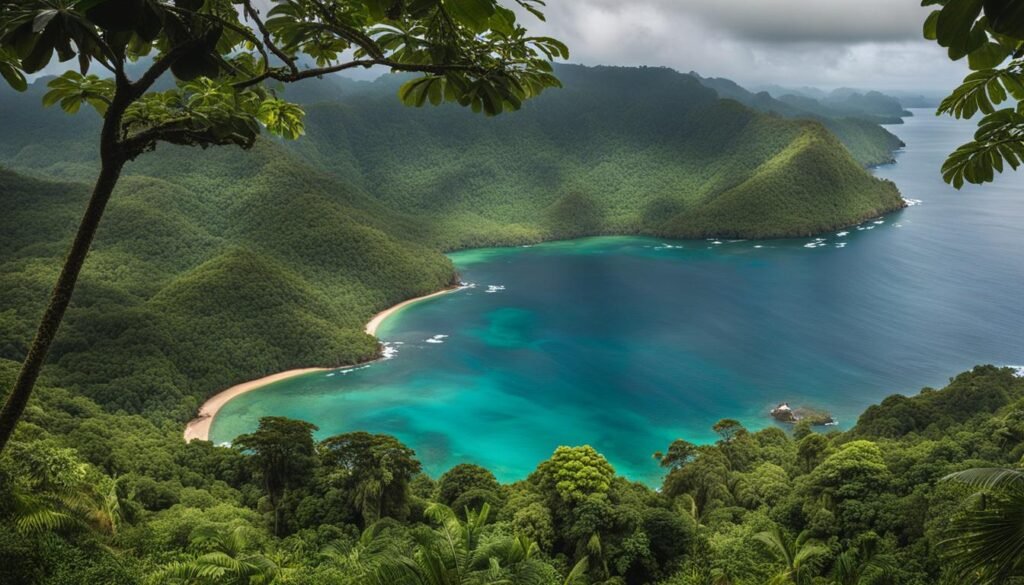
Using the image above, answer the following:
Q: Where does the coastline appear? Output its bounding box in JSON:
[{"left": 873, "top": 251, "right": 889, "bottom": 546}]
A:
[
  {"left": 183, "top": 285, "right": 460, "bottom": 443},
  {"left": 183, "top": 186, "right": 911, "bottom": 444},
  {"left": 365, "top": 286, "right": 460, "bottom": 335}
]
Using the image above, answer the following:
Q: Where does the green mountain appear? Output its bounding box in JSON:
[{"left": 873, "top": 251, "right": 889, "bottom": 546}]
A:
[
  {"left": 690, "top": 73, "right": 907, "bottom": 166},
  {"left": 0, "top": 153, "right": 454, "bottom": 418},
  {"left": 284, "top": 65, "right": 903, "bottom": 245},
  {"left": 0, "top": 64, "right": 905, "bottom": 416}
]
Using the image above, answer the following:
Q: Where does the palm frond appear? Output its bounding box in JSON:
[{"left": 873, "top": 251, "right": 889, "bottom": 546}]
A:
[
  {"left": 943, "top": 467, "right": 1024, "bottom": 491},
  {"left": 940, "top": 487, "right": 1024, "bottom": 585},
  {"left": 16, "top": 508, "right": 83, "bottom": 534},
  {"left": 562, "top": 555, "right": 589, "bottom": 585}
]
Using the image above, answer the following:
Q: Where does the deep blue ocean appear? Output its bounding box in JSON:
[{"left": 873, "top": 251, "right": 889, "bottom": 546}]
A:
[{"left": 212, "top": 109, "right": 1024, "bottom": 485}]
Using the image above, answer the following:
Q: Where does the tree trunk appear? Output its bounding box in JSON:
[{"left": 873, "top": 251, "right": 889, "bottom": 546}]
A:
[{"left": 0, "top": 160, "right": 124, "bottom": 454}]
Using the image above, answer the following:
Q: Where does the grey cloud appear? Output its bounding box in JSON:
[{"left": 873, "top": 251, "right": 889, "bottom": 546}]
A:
[
  {"left": 515, "top": 0, "right": 968, "bottom": 92},
  {"left": 582, "top": 0, "right": 929, "bottom": 44}
]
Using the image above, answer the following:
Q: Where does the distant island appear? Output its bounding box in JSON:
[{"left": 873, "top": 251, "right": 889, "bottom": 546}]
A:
[{"left": 770, "top": 402, "right": 837, "bottom": 426}]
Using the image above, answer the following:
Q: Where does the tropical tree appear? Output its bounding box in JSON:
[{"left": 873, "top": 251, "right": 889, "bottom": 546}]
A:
[
  {"left": 319, "top": 431, "right": 422, "bottom": 526},
  {"left": 530, "top": 445, "right": 615, "bottom": 504},
  {"left": 438, "top": 463, "right": 501, "bottom": 507},
  {"left": 4, "top": 441, "right": 123, "bottom": 537},
  {"left": 831, "top": 533, "right": 895, "bottom": 585},
  {"left": 234, "top": 416, "right": 318, "bottom": 536},
  {"left": 712, "top": 419, "right": 745, "bottom": 444},
  {"left": 923, "top": 0, "right": 1024, "bottom": 187},
  {"left": 941, "top": 467, "right": 1024, "bottom": 584},
  {"left": 654, "top": 439, "right": 698, "bottom": 472},
  {"left": 371, "top": 502, "right": 563, "bottom": 585},
  {"left": 0, "top": 0, "right": 566, "bottom": 455},
  {"left": 151, "top": 525, "right": 284, "bottom": 585},
  {"left": 319, "top": 519, "right": 410, "bottom": 580},
  {"left": 753, "top": 524, "right": 828, "bottom": 585}
]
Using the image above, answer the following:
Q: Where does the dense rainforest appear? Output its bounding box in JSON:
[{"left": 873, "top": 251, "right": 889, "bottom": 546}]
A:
[{"left": 3, "top": 355, "right": 1023, "bottom": 584}]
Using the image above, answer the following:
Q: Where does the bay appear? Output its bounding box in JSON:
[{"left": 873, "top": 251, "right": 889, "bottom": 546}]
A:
[{"left": 211, "top": 109, "right": 1024, "bottom": 485}]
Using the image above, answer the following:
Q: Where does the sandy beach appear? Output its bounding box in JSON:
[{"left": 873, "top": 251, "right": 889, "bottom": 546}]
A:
[
  {"left": 365, "top": 286, "right": 459, "bottom": 335},
  {"left": 184, "top": 286, "right": 460, "bottom": 443}
]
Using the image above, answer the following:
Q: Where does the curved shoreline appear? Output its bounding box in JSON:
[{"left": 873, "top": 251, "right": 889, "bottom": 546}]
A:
[
  {"left": 365, "top": 286, "right": 460, "bottom": 335},
  {"left": 183, "top": 286, "right": 460, "bottom": 443}
]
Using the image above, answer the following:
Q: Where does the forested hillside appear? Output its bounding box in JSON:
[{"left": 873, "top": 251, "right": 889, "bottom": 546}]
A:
[
  {"left": 284, "top": 65, "right": 903, "bottom": 247},
  {"left": 690, "top": 73, "right": 907, "bottom": 167},
  {"left": 0, "top": 153, "right": 455, "bottom": 418},
  {"left": 0, "top": 64, "right": 905, "bottom": 417}
]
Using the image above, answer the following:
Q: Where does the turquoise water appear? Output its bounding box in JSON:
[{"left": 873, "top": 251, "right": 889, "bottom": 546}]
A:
[{"left": 211, "top": 109, "right": 1024, "bottom": 485}]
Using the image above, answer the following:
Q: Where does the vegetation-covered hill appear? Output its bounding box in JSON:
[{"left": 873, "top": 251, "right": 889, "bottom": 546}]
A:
[
  {"left": 0, "top": 64, "right": 905, "bottom": 417},
  {"left": 0, "top": 153, "right": 455, "bottom": 418},
  {"left": 284, "top": 65, "right": 903, "bottom": 247},
  {"left": 690, "top": 73, "right": 907, "bottom": 167}
]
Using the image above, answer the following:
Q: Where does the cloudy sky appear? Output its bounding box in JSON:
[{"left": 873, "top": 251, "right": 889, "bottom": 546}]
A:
[
  {"left": 29, "top": 0, "right": 967, "bottom": 95},
  {"left": 517, "top": 0, "right": 968, "bottom": 94}
]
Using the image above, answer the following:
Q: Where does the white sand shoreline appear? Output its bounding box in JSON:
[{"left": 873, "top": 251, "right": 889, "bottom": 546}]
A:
[{"left": 183, "top": 285, "right": 460, "bottom": 443}]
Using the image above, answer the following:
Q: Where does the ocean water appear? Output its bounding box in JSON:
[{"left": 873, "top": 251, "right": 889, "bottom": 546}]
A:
[{"left": 211, "top": 109, "right": 1024, "bottom": 485}]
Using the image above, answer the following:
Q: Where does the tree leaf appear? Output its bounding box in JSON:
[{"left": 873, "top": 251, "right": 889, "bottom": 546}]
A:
[
  {"left": 0, "top": 60, "right": 27, "bottom": 92},
  {"left": 984, "top": 0, "right": 1024, "bottom": 37},
  {"left": 444, "top": 0, "right": 497, "bottom": 33},
  {"left": 968, "top": 41, "right": 1012, "bottom": 69},
  {"left": 937, "top": 0, "right": 985, "bottom": 57},
  {"left": 924, "top": 10, "right": 941, "bottom": 39}
]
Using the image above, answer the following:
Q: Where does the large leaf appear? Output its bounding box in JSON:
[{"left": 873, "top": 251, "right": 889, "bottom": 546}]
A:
[
  {"left": 924, "top": 10, "right": 941, "bottom": 40},
  {"left": 968, "top": 41, "right": 1013, "bottom": 69},
  {"left": 984, "top": 0, "right": 1024, "bottom": 37},
  {"left": 937, "top": 0, "right": 985, "bottom": 57},
  {"left": 444, "top": 0, "right": 497, "bottom": 32},
  {"left": 0, "top": 51, "right": 27, "bottom": 91},
  {"left": 945, "top": 467, "right": 1024, "bottom": 490}
]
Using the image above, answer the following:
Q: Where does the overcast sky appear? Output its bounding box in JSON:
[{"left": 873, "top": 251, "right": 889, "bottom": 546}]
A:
[
  {"left": 29, "top": 0, "right": 966, "bottom": 95},
  {"left": 515, "top": 0, "right": 967, "bottom": 94}
]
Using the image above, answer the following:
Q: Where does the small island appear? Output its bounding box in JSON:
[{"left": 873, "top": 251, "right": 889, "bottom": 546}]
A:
[{"left": 771, "top": 402, "right": 837, "bottom": 426}]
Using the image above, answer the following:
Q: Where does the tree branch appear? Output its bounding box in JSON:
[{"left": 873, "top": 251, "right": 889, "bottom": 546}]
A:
[
  {"left": 130, "top": 40, "right": 203, "bottom": 98},
  {"left": 119, "top": 120, "right": 253, "bottom": 159},
  {"left": 241, "top": 0, "right": 299, "bottom": 75},
  {"left": 307, "top": 0, "right": 386, "bottom": 60}
]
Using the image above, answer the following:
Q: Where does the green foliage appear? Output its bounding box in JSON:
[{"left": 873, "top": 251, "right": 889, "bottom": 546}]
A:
[
  {"left": 925, "top": 0, "right": 1024, "bottom": 186},
  {"left": 286, "top": 65, "right": 902, "bottom": 246},
  {"left": 371, "top": 503, "right": 559, "bottom": 585},
  {"left": 691, "top": 72, "right": 908, "bottom": 167},
  {"left": 531, "top": 445, "right": 615, "bottom": 503},
  {"left": 940, "top": 467, "right": 1024, "bottom": 584},
  {"left": 654, "top": 439, "right": 698, "bottom": 472},
  {"left": 854, "top": 365, "right": 1024, "bottom": 438},
  {"left": 2, "top": 363, "right": 1024, "bottom": 583},
  {"left": 151, "top": 525, "right": 282, "bottom": 585},
  {"left": 437, "top": 463, "right": 501, "bottom": 508},
  {"left": 753, "top": 524, "right": 828, "bottom": 585},
  {"left": 0, "top": 0, "right": 564, "bottom": 157},
  {"left": 235, "top": 417, "right": 319, "bottom": 536}
]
